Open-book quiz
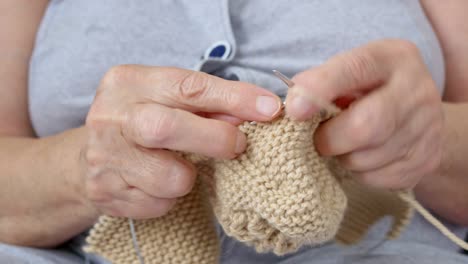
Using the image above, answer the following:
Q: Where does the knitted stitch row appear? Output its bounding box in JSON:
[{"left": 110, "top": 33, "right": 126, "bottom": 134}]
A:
[{"left": 84, "top": 112, "right": 467, "bottom": 264}]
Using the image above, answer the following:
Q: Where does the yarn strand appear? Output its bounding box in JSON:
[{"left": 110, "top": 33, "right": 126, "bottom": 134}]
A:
[{"left": 398, "top": 193, "right": 468, "bottom": 251}]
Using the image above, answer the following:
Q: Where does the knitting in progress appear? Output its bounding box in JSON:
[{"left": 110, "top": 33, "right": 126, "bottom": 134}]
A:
[{"left": 85, "top": 110, "right": 468, "bottom": 264}]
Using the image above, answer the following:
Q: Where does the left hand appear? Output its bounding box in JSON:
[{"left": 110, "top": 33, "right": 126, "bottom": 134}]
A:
[{"left": 285, "top": 39, "right": 443, "bottom": 190}]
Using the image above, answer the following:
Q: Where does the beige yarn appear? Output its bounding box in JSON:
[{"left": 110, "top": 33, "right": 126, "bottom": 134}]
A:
[
  {"left": 85, "top": 112, "right": 468, "bottom": 264},
  {"left": 210, "top": 113, "right": 348, "bottom": 254}
]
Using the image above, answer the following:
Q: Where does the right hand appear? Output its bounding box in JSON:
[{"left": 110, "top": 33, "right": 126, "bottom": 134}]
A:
[{"left": 82, "top": 65, "right": 281, "bottom": 219}]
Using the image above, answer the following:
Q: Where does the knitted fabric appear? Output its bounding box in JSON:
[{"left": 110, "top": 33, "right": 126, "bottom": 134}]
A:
[
  {"left": 210, "top": 113, "right": 349, "bottom": 254},
  {"left": 85, "top": 175, "right": 219, "bottom": 264},
  {"left": 84, "top": 113, "right": 415, "bottom": 263}
]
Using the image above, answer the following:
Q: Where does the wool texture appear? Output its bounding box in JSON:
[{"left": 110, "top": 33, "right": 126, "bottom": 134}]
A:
[
  {"left": 85, "top": 175, "right": 219, "bottom": 264},
  {"left": 84, "top": 113, "right": 415, "bottom": 263}
]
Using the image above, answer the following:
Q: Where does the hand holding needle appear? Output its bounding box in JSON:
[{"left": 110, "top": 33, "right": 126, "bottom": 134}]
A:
[{"left": 272, "top": 70, "right": 340, "bottom": 115}]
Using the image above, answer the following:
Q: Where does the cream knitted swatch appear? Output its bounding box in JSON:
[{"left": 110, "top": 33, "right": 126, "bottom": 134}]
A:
[
  {"left": 85, "top": 113, "right": 467, "bottom": 263},
  {"left": 210, "top": 113, "right": 348, "bottom": 254}
]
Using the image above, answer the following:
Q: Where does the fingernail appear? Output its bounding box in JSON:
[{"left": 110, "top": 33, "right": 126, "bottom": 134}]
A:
[
  {"left": 235, "top": 130, "right": 247, "bottom": 154},
  {"left": 256, "top": 96, "right": 281, "bottom": 117}
]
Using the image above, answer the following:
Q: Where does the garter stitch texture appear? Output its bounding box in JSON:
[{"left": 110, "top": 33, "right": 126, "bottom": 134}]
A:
[{"left": 84, "top": 113, "right": 417, "bottom": 263}]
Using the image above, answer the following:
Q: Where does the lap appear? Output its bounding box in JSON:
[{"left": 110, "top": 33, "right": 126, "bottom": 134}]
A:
[
  {"left": 0, "top": 242, "right": 83, "bottom": 264},
  {"left": 2, "top": 234, "right": 468, "bottom": 264},
  {"left": 220, "top": 235, "right": 468, "bottom": 264},
  {"left": 283, "top": 244, "right": 468, "bottom": 264}
]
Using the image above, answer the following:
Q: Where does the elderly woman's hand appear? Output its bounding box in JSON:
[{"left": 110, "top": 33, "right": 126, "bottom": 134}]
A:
[
  {"left": 83, "top": 65, "right": 281, "bottom": 219},
  {"left": 285, "top": 39, "right": 443, "bottom": 190}
]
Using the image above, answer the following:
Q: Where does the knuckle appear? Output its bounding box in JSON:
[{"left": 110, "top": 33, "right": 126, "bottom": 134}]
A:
[
  {"left": 85, "top": 112, "right": 101, "bottom": 130},
  {"left": 342, "top": 51, "right": 375, "bottom": 86},
  {"left": 102, "top": 65, "right": 139, "bottom": 87},
  {"left": 176, "top": 71, "right": 211, "bottom": 101},
  {"left": 85, "top": 180, "right": 110, "bottom": 204},
  {"left": 391, "top": 39, "right": 419, "bottom": 57},
  {"left": 348, "top": 111, "right": 375, "bottom": 145},
  {"left": 421, "top": 78, "right": 441, "bottom": 103},
  {"left": 84, "top": 148, "right": 108, "bottom": 168},
  {"left": 86, "top": 93, "right": 102, "bottom": 123},
  {"left": 139, "top": 108, "right": 177, "bottom": 146},
  {"left": 349, "top": 102, "right": 394, "bottom": 147},
  {"left": 86, "top": 101, "right": 112, "bottom": 130},
  {"left": 408, "top": 76, "right": 439, "bottom": 108},
  {"left": 221, "top": 89, "right": 242, "bottom": 113}
]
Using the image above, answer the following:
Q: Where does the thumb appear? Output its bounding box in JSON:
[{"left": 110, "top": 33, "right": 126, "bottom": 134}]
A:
[{"left": 285, "top": 40, "right": 399, "bottom": 120}]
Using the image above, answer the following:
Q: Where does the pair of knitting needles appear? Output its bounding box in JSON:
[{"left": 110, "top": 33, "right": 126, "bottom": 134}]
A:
[{"left": 250, "top": 70, "right": 339, "bottom": 125}]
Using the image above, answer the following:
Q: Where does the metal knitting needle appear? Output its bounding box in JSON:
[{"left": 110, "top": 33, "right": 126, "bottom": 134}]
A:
[
  {"left": 272, "top": 70, "right": 340, "bottom": 114},
  {"left": 272, "top": 70, "right": 288, "bottom": 112},
  {"left": 272, "top": 70, "right": 295, "bottom": 88},
  {"left": 249, "top": 71, "right": 288, "bottom": 125},
  {"left": 128, "top": 218, "right": 145, "bottom": 264}
]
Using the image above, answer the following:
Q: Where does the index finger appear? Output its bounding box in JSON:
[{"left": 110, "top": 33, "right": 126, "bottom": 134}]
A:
[
  {"left": 108, "top": 65, "right": 283, "bottom": 122},
  {"left": 285, "top": 39, "right": 415, "bottom": 120}
]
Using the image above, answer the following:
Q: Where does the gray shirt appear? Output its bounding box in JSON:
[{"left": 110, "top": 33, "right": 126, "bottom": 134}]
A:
[{"left": 21, "top": 0, "right": 468, "bottom": 263}]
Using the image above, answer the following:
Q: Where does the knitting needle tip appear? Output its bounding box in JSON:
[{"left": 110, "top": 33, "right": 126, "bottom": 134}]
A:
[
  {"left": 272, "top": 70, "right": 295, "bottom": 88},
  {"left": 272, "top": 69, "right": 339, "bottom": 115}
]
